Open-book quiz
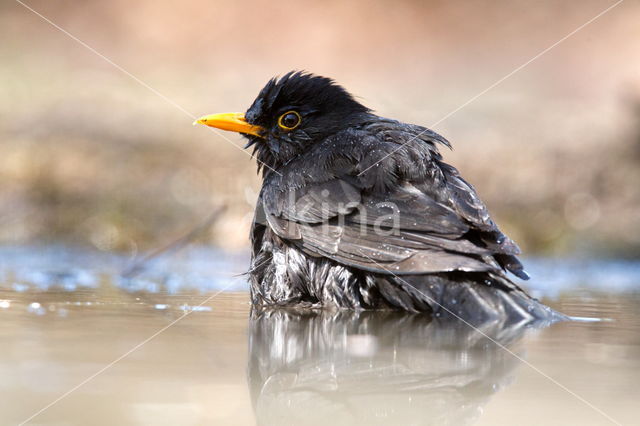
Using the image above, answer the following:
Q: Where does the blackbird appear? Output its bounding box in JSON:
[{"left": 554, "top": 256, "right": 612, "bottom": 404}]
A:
[{"left": 196, "top": 71, "right": 563, "bottom": 323}]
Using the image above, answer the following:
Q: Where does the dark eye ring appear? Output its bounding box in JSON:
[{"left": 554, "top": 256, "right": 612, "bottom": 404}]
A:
[{"left": 278, "top": 111, "right": 301, "bottom": 130}]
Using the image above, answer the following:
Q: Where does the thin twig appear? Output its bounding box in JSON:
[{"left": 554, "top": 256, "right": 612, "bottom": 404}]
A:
[{"left": 121, "top": 206, "right": 226, "bottom": 278}]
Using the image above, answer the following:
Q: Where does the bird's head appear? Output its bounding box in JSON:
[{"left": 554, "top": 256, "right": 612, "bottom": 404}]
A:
[{"left": 195, "top": 71, "right": 370, "bottom": 173}]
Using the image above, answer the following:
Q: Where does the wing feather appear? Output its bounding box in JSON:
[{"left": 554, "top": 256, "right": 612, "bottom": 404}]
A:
[{"left": 258, "top": 124, "right": 528, "bottom": 280}]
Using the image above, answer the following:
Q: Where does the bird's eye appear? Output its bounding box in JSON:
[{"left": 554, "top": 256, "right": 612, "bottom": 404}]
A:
[{"left": 277, "top": 111, "right": 301, "bottom": 130}]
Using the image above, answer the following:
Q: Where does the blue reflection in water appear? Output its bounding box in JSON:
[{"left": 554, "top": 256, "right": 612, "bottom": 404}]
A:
[
  {"left": 1, "top": 245, "right": 639, "bottom": 299},
  {"left": 0, "top": 245, "right": 249, "bottom": 295}
]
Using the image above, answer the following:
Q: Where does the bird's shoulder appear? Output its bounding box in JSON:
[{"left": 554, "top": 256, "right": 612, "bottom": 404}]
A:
[
  {"left": 262, "top": 117, "right": 490, "bottom": 229},
  {"left": 261, "top": 117, "right": 481, "bottom": 225},
  {"left": 263, "top": 117, "right": 448, "bottom": 187}
]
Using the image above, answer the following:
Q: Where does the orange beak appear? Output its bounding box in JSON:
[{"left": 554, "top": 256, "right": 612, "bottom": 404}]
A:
[{"left": 193, "top": 112, "right": 264, "bottom": 137}]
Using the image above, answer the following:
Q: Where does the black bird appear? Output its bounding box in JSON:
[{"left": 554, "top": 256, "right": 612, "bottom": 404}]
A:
[{"left": 196, "top": 71, "right": 563, "bottom": 323}]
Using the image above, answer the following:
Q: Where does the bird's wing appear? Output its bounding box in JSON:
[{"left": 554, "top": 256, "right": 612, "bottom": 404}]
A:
[
  {"left": 259, "top": 175, "right": 524, "bottom": 278},
  {"left": 426, "top": 161, "right": 529, "bottom": 279},
  {"left": 257, "top": 123, "right": 528, "bottom": 280}
]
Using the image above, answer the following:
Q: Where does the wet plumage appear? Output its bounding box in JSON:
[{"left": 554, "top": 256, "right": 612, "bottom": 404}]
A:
[{"left": 197, "top": 71, "right": 564, "bottom": 323}]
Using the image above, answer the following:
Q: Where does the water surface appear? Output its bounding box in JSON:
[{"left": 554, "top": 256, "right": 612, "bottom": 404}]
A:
[{"left": 1, "top": 247, "right": 639, "bottom": 425}]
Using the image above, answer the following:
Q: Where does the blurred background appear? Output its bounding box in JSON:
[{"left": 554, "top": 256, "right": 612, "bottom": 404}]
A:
[
  {"left": 3, "top": 3, "right": 640, "bottom": 425},
  {"left": 1, "top": 0, "right": 639, "bottom": 258}
]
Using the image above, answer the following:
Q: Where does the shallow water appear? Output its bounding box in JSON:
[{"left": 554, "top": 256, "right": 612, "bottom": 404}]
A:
[{"left": 1, "top": 247, "right": 639, "bottom": 425}]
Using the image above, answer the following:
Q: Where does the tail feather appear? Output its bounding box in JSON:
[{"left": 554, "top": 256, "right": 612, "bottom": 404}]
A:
[{"left": 387, "top": 273, "right": 566, "bottom": 326}]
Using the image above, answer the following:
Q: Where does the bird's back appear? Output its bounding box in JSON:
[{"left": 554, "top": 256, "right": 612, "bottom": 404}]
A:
[{"left": 248, "top": 118, "right": 563, "bottom": 323}]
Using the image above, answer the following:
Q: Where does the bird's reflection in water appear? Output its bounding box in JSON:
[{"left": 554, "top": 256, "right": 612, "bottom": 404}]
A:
[{"left": 248, "top": 309, "right": 536, "bottom": 426}]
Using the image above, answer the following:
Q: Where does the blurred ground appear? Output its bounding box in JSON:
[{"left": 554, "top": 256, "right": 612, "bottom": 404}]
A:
[{"left": 1, "top": 0, "right": 639, "bottom": 256}]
